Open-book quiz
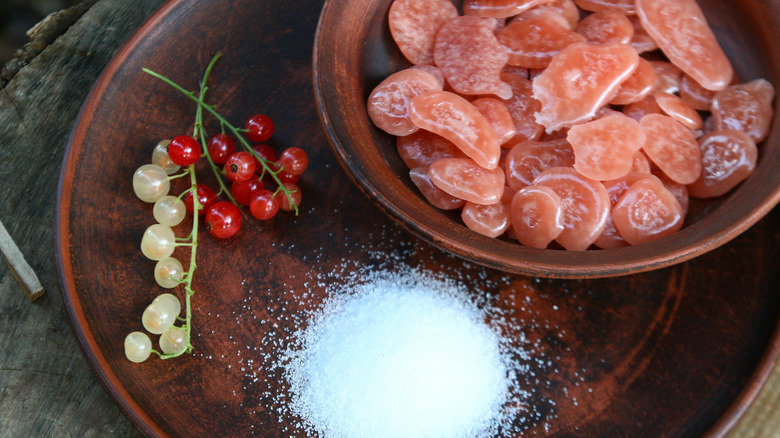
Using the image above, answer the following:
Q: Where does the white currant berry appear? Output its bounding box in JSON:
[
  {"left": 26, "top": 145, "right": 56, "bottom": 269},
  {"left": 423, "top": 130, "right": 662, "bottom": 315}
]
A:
[
  {"left": 142, "top": 294, "right": 180, "bottom": 335},
  {"left": 159, "top": 326, "right": 188, "bottom": 355},
  {"left": 151, "top": 139, "right": 181, "bottom": 175},
  {"left": 153, "top": 195, "right": 186, "bottom": 227},
  {"left": 154, "top": 258, "right": 184, "bottom": 288},
  {"left": 141, "top": 224, "right": 176, "bottom": 261},
  {"left": 152, "top": 293, "right": 181, "bottom": 317},
  {"left": 133, "top": 164, "right": 170, "bottom": 203},
  {"left": 124, "top": 331, "right": 152, "bottom": 363}
]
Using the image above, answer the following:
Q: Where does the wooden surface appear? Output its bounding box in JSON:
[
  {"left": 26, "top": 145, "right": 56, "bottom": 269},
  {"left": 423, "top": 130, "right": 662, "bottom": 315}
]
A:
[
  {"left": 2, "top": 0, "right": 780, "bottom": 437},
  {"left": 0, "top": 1, "right": 163, "bottom": 436}
]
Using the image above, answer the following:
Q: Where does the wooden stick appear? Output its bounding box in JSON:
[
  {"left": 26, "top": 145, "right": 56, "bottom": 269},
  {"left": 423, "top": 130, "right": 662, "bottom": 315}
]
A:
[{"left": 0, "top": 218, "right": 45, "bottom": 301}]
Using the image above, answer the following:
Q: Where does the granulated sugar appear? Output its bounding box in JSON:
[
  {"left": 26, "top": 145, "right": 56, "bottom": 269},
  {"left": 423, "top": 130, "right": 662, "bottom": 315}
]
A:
[
  {"left": 280, "top": 269, "right": 516, "bottom": 438},
  {"left": 199, "top": 223, "right": 560, "bottom": 435}
]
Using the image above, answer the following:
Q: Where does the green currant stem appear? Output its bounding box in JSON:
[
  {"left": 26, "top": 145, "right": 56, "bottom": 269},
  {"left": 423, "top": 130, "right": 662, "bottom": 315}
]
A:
[
  {"left": 142, "top": 64, "right": 299, "bottom": 215},
  {"left": 155, "top": 53, "right": 227, "bottom": 360},
  {"left": 192, "top": 54, "right": 239, "bottom": 206},
  {"left": 167, "top": 172, "right": 189, "bottom": 181},
  {"left": 159, "top": 166, "right": 198, "bottom": 360}
]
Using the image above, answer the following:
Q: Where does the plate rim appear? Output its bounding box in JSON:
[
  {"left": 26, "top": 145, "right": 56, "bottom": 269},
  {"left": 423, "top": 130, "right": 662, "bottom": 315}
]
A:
[
  {"left": 56, "top": 0, "right": 182, "bottom": 436},
  {"left": 57, "top": 0, "right": 780, "bottom": 436}
]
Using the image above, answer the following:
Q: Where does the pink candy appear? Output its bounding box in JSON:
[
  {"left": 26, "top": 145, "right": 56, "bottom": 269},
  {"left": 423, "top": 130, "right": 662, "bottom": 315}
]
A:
[
  {"left": 533, "top": 42, "right": 639, "bottom": 132},
  {"left": 637, "top": 0, "right": 733, "bottom": 91},
  {"left": 367, "top": 68, "right": 442, "bottom": 136},
  {"left": 389, "top": 0, "right": 458, "bottom": 65},
  {"left": 409, "top": 91, "right": 502, "bottom": 169},
  {"left": 434, "top": 16, "right": 512, "bottom": 99},
  {"left": 367, "top": 0, "right": 773, "bottom": 250}
]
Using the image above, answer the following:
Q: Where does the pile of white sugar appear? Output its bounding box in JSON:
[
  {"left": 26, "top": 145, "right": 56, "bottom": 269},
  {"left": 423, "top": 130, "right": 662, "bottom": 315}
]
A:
[{"left": 280, "top": 270, "right": 514, "bottom": 438}]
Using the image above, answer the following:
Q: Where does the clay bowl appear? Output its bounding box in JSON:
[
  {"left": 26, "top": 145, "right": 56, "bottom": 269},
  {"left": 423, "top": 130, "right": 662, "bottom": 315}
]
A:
[{"left": 313, "top": 0, "right": 780, "bottom": 279}]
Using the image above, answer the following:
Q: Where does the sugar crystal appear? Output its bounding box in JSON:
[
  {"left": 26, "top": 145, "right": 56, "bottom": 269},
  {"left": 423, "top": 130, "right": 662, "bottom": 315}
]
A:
[{"left": 281, "top": 270, "right": 513, "bottom": 438}]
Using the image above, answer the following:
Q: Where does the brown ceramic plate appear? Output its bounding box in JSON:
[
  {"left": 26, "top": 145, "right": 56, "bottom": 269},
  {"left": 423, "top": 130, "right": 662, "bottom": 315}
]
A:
[{"left": 57, "top": 0, "right": 780, "bottom": 437}]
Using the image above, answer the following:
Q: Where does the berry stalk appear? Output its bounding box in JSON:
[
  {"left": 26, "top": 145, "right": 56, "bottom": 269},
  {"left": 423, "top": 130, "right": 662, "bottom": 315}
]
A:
[
  {"left": 156, "top": 52, "right": 226, "bottom": 359},
  {"left": 142, "top": 64, "right": 300, "bottom": 214},
  {"left": 192, "top": 53, "right": 238, "bottom": 206}
]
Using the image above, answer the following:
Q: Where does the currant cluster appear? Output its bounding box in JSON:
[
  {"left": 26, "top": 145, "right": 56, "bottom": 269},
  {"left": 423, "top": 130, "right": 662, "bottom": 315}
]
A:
[
  {"left": 123, "top": 53, "right": 309, "bottom": 362},
  {"left": 168, "top": 123, "right": 308, "bottom": 238}
]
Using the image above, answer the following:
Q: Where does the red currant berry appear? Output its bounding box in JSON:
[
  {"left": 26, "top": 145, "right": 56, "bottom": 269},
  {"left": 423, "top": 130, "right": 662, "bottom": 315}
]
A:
[
  {"left": 278, "top": 147, "right": 308, "bottom": 176},
  {"left": 184, "top": 184, "right": 216, "bottom": 215},
  {"left": 231, "top": 178, "right": 264, "bottom": 206},
  {"left": 205, "top": 201, "right": 241, "bottom": 239},
  {"left": 207, "top": 133, "right": 235, "bottom": 165},
  {"left": 245, "top": 114, "right": 274, "bottom": 143},
  {"left": 168, "top": 135, "right": 201, "bottom": 166},
  {"left": 249, "top": 190, "right": 279, "bottom": 220},
  {"left": 275, "top": 182, "right": 302, "bottom": 212},
  {"left": 225, "top": 152, "right": 256, "bottom": 182},
  {"left": 277, "top": 169, "right": 301, "bottom": 184},
  {"left": 252, "top": 144, "right": 278, "bottom": 168}
]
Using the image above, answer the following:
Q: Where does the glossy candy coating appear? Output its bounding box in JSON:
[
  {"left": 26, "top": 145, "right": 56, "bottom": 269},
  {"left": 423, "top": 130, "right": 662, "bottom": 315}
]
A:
[
  {"left": 510, "top": 185, "right": 564, "bottom": 248},
  {"left": 649, "top": 61, "right": 682, "bottom": 94},
  {"left": 573, "top": 0, "right": 635, "bottom": 14},
  {"left": 567, "top": 114, "right": 646, "bottom": 181},
  {"left": 623, "top": 94, "right": 662, "bottom": 121},
  {"left": 412, "top": 64, "right": 446, "bottom": 89},
  {"left": 688, "top": 130, "right": 758, "bottom": 198},
  {"left": 409, "top": 91, "right": 501, "bottom": 169},
  {"left": 593, "top": 172, "right": 659, "bottom": 249},
  {"left": 500, "top": 71, "right": 545, "bottom": 143},
  {"left": 409, "top": 166, "right": 467, "bottom": 210},
  {"left": 471, "top": 97, "right": 517, "bottom": 145},
  {"left": 637, "top": 0, "right": 733, "bottom": 91},
  {"left": 534, "top": 166, "right": 610, "bottom": 250},
  {"left": 428, "top": 157, "right": 506, "bottom": 204},
  {"left": 504, "top": 138, "right": 575, "bottom": 190},
  {"left": 594, "top": 173, "right": 645, "bottom": 248},
  {"left": 630, "top": 150, "right": 652, "bottom": 174},
  {"left": 397, "top": 130, "right": 466, "bottom": 169},
  {"left": 640, "top": 114, "right": 702, "bottom": 185},
  {"left": 628, "top": 14, "right": 657, "bottom": 54},
  {"left": 610, "top": 58, "right": 655, "bottom": 105},
  {"left": 461, "top": 201, "right": 512, "bottom": 237},
  {"left": 367, "top": 68, "right": 442, "bottom": 136},
  {"left": 655, "top": 171, "right": 689, "bottom": 216},
  {"left": 576, "top": 10, "right": 634, "bottom": 45},
  {"left": 711, "top": 79, "right": 776, "bottom": 143},
  {"left": 499, "top": 13, "right": 586, "bottom": 69},
  {"left": 532, "top": 0, "right": 580, "bottom": 29},
  {"left": 680, "top": 74, "right": 716, "bottom": 111},
  {"left": 533, "top": 42, "right": 639, "bottom": 132},
  {"left": 464, "top": 0, "right": 555, "bottom": 18},
  {"left": 612, "top": 176, "right": 684, "bottom": 245},
  {"left": 655, "top": 92, "right": 703, "bottom": 130}
]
